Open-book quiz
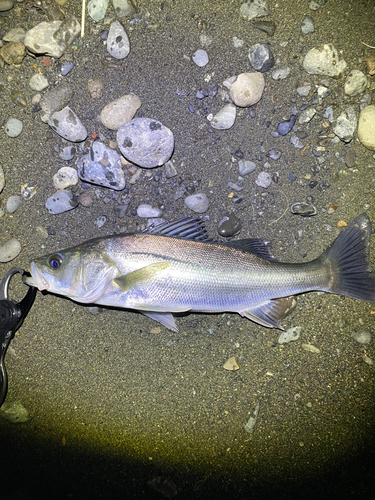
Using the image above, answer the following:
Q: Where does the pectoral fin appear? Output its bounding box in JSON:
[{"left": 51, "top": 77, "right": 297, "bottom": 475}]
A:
[
  {"left": 114, "top": 262, "right": 171, "bottom": 292},
  {"left": 142, "top": 312, "right": 179, "bottom": 332},
  {"left": 240, "top": 296, "right": 297, "bottom": 329}
]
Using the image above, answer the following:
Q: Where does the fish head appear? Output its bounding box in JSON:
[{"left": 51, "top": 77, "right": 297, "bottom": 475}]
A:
[{"left": 24, "top": 245, "right": 118, "bottom": 304}]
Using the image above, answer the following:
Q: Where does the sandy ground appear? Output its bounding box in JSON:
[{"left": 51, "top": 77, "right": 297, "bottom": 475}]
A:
[{"left": 1, "top": 0, "right": 375, "bottom": 498}]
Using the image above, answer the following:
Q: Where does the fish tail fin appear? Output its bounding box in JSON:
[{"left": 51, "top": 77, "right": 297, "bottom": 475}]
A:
[{"left": 320, "top": 214, "right": 375, "bottom": 302}]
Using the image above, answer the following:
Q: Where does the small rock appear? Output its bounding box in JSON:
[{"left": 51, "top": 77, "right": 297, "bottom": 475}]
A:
[
  {"left": 299, "top": 108, "right": 316, "bottom": 124},
  {"left": 137, "top": 204, "right": 163, "bottom": 218},
  {"left": 301, "top": 15, "right": 314, "bottom": 35},
  {"left": 277, "top": 115, "right": 296, "bottom": 135},
  {"left": 107, "top": 20, "right": 130, "bottom": 59},
  {"left": 0, "top": 238, "right": 21, "bottom": 262},
  {"left": 297, "top": 85, "right": 311, "bottom": 97},
  {"left": 192, "top": 49, "right": 209, "bottom": 67},
  {"left": 358, "top": 105, "right": 375, "bottom": 151},
  {"left": 40, "top": 85, "right": 73, "bottom": 123},
  {"left": 112, "top": 0, "right": 135, "bottom": 17},
  {"left": 0, "top": 41, "right": 25, "bottom": 65},
  {"left": 333, "top": 107, "right": 357, "bottom": 143},
  {"left": 240, "top": 0, "right": 270, "bottom": 21},
  {"left": 117, "top": 118, "right": 174, "bottom": 168},
  {"left": 94, "top": 215, "right": 107, "bottom": 228},
  {"left": 114, "top": 203, "right": 129, "bottom": 218},
  {"left": 267, "top": 149, "right": 281, "bottom": 160},
  {"left": 351, "top": 330, "right": 371, "bottom": 344},
  {"left": 0, "top": 401, "right": 29, "bottom": 423},
  {"left": 303, "top": 44, "right": 347, "bottom": 77},
  {"left": 291, "top": 202, "right": 317, "bottom": 217},
  {"left": 24, "top": 19, "right": 80, "bottom": 58},
  {"left": 29, "top": 73, "right": 49, "bottom": 91},
  {"left": 359, "top": 93, "right": 372, "bottom": 111},
  {"left": 3, "top": 27, "right": 25, "bottom": 43},
  {"left": 53, "top": 167, "right": 79, "bottom": 189},
  {"left": 59, "top": 145, "right": 76, "bottom": 161},
  {"left": 100, "top": 94, "right": 141, "bottom": 130},
  {"left": 244, "top": 402, "right": 260, "bottom": 434},
  {"left": 49, "top": 106, "right": 87, "bottom": 142},
  {"left": 278, "top": 326, "right": 302, "bottom": 344},
  {"left": 164, "top": 160, "right": 177, "bottom": 178},
  {"left": 79, "top": 191, "right": 93, "bottom": 207},
  {"left": 88, "top": 0, "right": 109, "bottom": 21},
  {"left": 60, "top": 61, "right": 74, "bottom": 76},
  {"left": 238, "top": 159, "right": 256, "bottom": 176},
  {"left": 77, "top": 141, "right": 125, "bottom": 190},
  {"left": 6, "top": 195, "right": 23, "bottom": 213},
  {"left": 344, "top": 150, "right": 356, "bottom": 168},
  {"left": 5, "top": 118, "right": 23, "bottom": 138},
  {"left": 252, "top": 20, "right": 276, "bottom": 36},
  {"left": 309, "top": 0, "right": 320, "bottom": 9},
  {"left": 224, "top": 72, "right": 265, "bottom": 107},
  {"left": 184, "top": 193, "right": 209, "bottom": 213},
  {"left": 87, "top": 78, "right": 104, "bottom": 99},
  {"left": 344, "top": 69, "right": 367, "bottom": 96},
  {"left": 45, "top": 190, "right": 79, "bottom": 214},
  {"left": 271, "top": 68, "right": 290, "bottom": 80},
  {"left": 0, "top": 0, "right": 14, "bottom": 12},
  {"left": 210, "top": 104, "right": 236, "bottom": 130},
  {"left": 217, "top": 213, "right": 241, "bottom": 237},
  {"left": 223, "top": 356, "right": 240, "bottom": 371},
  {"left": 302, "top": 343, "right": 320, "bottom": 354},
  {"left": 248, "top": 43, "right": 274, "bottom": 72},
  {"left": 255, "top": 171, "right": 272, "bottom": 188},
  {"left": 322, "top": 106, "right": 333, "bottom": 123}
]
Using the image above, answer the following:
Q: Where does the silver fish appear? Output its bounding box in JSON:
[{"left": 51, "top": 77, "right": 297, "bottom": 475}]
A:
[{"left": 24, "top": 214, "right": 375, "bottom": 332}]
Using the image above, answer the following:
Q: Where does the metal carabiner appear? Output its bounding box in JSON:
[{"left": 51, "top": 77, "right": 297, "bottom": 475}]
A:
[{"left": 0, "top": 268, "right": 36, "bottom": 407}]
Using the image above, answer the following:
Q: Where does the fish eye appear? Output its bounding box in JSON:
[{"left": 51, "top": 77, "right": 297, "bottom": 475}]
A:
[{"left": 48, "top": 254, "right": 63, "bottom": 269}]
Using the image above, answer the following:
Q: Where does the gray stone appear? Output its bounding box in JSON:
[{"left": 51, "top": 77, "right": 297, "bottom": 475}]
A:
[
  {"left": 303, "top": 44, "right": 347, "bottom": 77},
  {"left": 0, "top": 401, "right": 29, "bottom": 423},
  {"left": 40, "top": 85, "right": 73, "bottom": 123},
  {"left": 351, "top": 330, "right": 371, "bottom": 344},
  {"left": 164, "top": 160, "right": 177, "bottom": 178},
  {"left": 301, "top": 15, "right": 314, "bottom": 35},
  {"left": 238, "top": 159, "right": 256, "bottom": 176},
  {"left": 59, "top": 145, "right": 76, "bottom": 161},
  {"left": 112, "top": 0, "right": 134, "bottom": 17},
  {"left": 6, "top": 195, "right": 23, "bottom": 213},
  {"left": 117, "top": 118, "right": 174, "bottom": 168},
  {"left": 5, "top": 118, "right": 23, "bottom": 138},
  {"left": 94, "top": 215, "right": 107, "bottom": 228},
  {"left": 45, "top": 190, "right": 79, "bottom": 214},
  {"left": 344, "top": 69, "right": 367, "bottom": 96},
  {"left": 0, "top": 238, "right": 21, "bottom": 262},
  {"left": 248, "top": 43, "right": 274, "bottom": 72},
  {"left": 29, "top": 73, "right": 49, "bottom": 91},
  {"left": 333, "top": 107, "right": 357, "bottom": 143},
  {"left": 210, "top": 104, "right": 236, "bottom": 130},
  {"left": 100, "top": 94, "right": 141, "bottom": 130},
  {"left": 322, "top": 106, "right": 334, "bottom": 123},
  {"left": 88, "top": 0, "right": 109, "bottom": 22},
  {"left": 137, "top": 204, "right": 163, "bottom": 218},
  {"left": 3, "top": 27, "right": 25, "bottom": 42},
  {"left": 184, "top": 193, "right": 209, "bottom": 213},
  {"left": 192, "top": 49, "right": 209, "bottom": 67},
  {"left": 24, "top": 18, "right": 80, "bottom": 58},
  {"left": 240, "top": 0, "right": 269, "bottom": 21},
  {"left": 107, "top": 20, "right": 130, "bottom": 60},
  {"left": 77, "top": 141, "right": 125, "bottom": 190},
  {"left": 255, "top": 171, "right": 272, "bottom": 188},
  {"left": 271, "top": 68, "right": 290, "bottom": 80},
  {"left": 0, "top": 0, "right": 14, "bottom": 12},
  {"left": 358, "top": 105, "right": 375, "bottom": 151},
  {"left": 49, "top": 106, "right": 87, "bottom": 142}
]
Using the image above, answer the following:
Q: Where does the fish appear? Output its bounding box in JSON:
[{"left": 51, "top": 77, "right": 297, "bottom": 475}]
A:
[{"left": 24, "top": 214, "right": 375, "bottom": 332}]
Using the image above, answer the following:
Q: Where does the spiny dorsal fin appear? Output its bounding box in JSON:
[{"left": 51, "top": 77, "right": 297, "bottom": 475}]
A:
[{"left": 141, "top": 217, "right": 212, "bottom": 241}]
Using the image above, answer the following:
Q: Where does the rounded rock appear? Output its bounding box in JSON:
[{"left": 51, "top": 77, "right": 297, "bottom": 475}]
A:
[
  {"left": 5, "top": 118, "right": 23, "bottom": 138},
  {"left": 29, "top": 73, "right": 49, "bottom": 91},
  {"left": 184, "top": 193, "right": 209, "bottom": 213},
  {"left": 87, "top": 78, "right": 104, "bottom": 99},
  {"left": 358, "top": 105, "right": 375, "bottom": 151},
  {"left": 192, "top": 49, "right": 209, "bottom": 67},
  {"left": 100, "top": 94, "right": 141, "bottom": 130},
  {"left": 210, "top": 104, "right": 236, "bottom": 130},
  {"left": 238, "top": 159, "right": 256, "bottom": 176},
  {"left": 48, "top": 106, "right": 87, "bottom": 142},
  {"left": 107, "top": 20, "right": 130, "bottom": 60},
  {"left": 0, "top": 0, "right": 14, "bottom": 12},
  {"left": 137, "top": 204, "right": 163, "bottom": 218},
  {"left": 53, "top": 167, "right": 79, "bottom": 189},
  {"left": 45, "top": 190, "right": 79, "bottom": 214},
  {"left": 88, "top": 0, "right": 109, "bottom": 21},
  {"left": 344, "top": 69, "right": 368, "bottom": 96},
  {"left": 248, "top": 43, "right": 274, "bottom": 72},
  {"left": 255, "top": 171, "right": 272, "bottom": 189},
  {"left": 303, "top": 44, "right": 347, "bottom": 77},
  {"left": 351, "top": 330, "right": 371, "bottom": 344},
  {"left": 0, "top": 238, "right": 21, "bottom": 263},
  {"left": 225, "top": 72, "right": 265, "bottom": 107},
  {"left": 6, "top": 195, "right": 23, "bottom": 213},
  {"left": 117, "top": 118, "right": 174, "bottom": 168}
]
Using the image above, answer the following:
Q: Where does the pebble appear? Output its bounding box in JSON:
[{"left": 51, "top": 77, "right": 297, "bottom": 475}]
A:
[
  {"left": 267, "top": 149, "right": 281, "bottom": 160},
  {"left": 244, "top": 402, "right": 260, "bottom": 434},
  {"left": 290, "top": 134, "right": 304, "bottom": 149},
  {"left": 59, "top": 145, "right": 76, "bottom": 161},
  {"left": 240, "top": 0, "right": 269, "bottom": 20},
  {"left": 303, "top": 44, "right": 347, "bottom": 77},
  {"left": 87, "top": 78, "right": 104, "bottom": 99},
  {"left": 277, "top": 114, "right": 296, "bottom": 135},
  {"left": 271, "top": 68, "right": 290, "bottom": 80},
  {"left": 358, "top": 105, "right": 375, "bottom": 151},
  {"left": 0, "top": 401, "right": 29, "bottom": 423},
  {"left": 248, "top": 43, "right": 274, "bottom": 72},
  {"left": 0, "top": 42, "right": 25, "bottom": 65},
  {"left": 0, "top": 165, "right": 4, "bottom": 194},
  {"left": 60, "top": 61, "right": 74, "bottom": 76},
  {"left": 309, "top": 0, "right": 320, "bottom": 9},
  {"left": 5, "top": 118, "right": 23, "bottom": 138},
  {"left": 252, "top": 20, "right": 276, "bottom": 36},
  {"left": 0, "top": 238, "right": 21, "bottom": 262},
  {"left": 53, "top": 167, "right": 79, "bottom": 189},
  {"left": 238, "top": 159, "right": 256, "bottom": 176},
  {"left": 278, "top": 326, "right": 301, "bottom": 344},
  {"left": 77, "top": 142, "right": 125, "bottom": 190},
  {"left": 291, "top": 202, "right": 317, "bottom": 217},
  {"left": 3, "top": 27, "right": 26, "bottom": 43},
  {"left": 301, "top": 15, "right": 315, "bottom": 35},
  {"left": 192, "top": 49, "right": 209, "bottom": 67},
  {"left": 45, "top": 189, "right": 79, "bottom": 214},
  {"left": 6, "top": 195, "right": 23, "bottom": 213},
  {"left": 344, "top": 69, "right": 367, "bottom": 96},
  {"left": 351, "top": 330, "right": 371, "bottom": 344},
  {"left": 49, "top": 106, "right": 87, "bottom": 142},
  {"left": 217, "top": 213, "right": 241, "bottom": 237},
  {"left": 94, "top": 215, "right": 107, "bottom": 228},
  {"left": 333, "top": 107, "right": 357, "bottom": 143},
  {"left": 114, "top": 203, "right": 129, "bottom": 218},
  {"left": 79, "top": 191, "right": 93, "bottom": 207},
  {"left": 359, "top": 93, "right": 371, "bottom": 111},
  {"left": 224, "top": 72, "right": 265, "bottom": 107},
  {"left": 40, "top": 85, "right": 73, "bottom": 123},
  {"left": 100, "top": 94, "right": 141, "bottom": 130},
  {"left": 88, "top": 0, "right": 109, "bottom": 21},
  {"left": 297, "top": 85, "right": 311, "bottom": 97},
  {"left": 184, "top": 193, "right": 209, "bottom": 213},
  {"left": 11, "top": 90, "right": 27, "bottom": 108},
  {"left": 112, "top": 0, "right": 135, "bottom": 17},
  {"left": 117, "top": 118, "right": 174, "bottom": 168},
  {"left": 223, "top": 356, "right": 240, "bottom": 371},
  {"left": 302, "top": 343, "right": 320, "bottom": 354},
  {"left": 24, "top": 19, "right": 80, "bottom": 58},
  {"left": 164, "top": 160, "right": 177, "bottom": 178},
  {"left": 137, "top": 204, "right": 163, "bottom": 218},
  {"left": 174, "top": 185, "right": 186, "bottom": 201},
  {"left": 210, "top": 104, "right": 236, "bottom": 130},
  {"left": 0, "top": 0, "right": 14, "bottom": 12},
  {"left": 29, "top": 73, "right": 49, "bottom": 91},
  {"left": 107, "top": 20, "right": 130, "bottom": 60},
  {"left": 299, "top": 108, "right": 316, "bottom": 124},
  {"left": 255, "top": 171, "right": 272, "bottom": 188},
  {"left": 322, "top": 106, "right": 333, "bottom": 123}
]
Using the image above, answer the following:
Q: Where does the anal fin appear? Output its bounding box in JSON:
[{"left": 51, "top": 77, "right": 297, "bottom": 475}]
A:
[
  {"left": 142, "top": 311, "right": 178, "bottom": 332},
  {"left": 240, "top": 296, "right": 297, "bottom": 329}
]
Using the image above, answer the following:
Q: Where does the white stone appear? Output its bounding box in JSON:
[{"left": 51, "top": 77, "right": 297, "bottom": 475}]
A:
[
  {"left": 240, "top": 0, "right": 269, "bottom": 21},
  {"left": 358, "top": 105, "right": 375, "bottom": 151},
  {"left": 255, "top": 171, "right": 272, "bottom": 188},
  {"left": 53, "top": 167, "right": 79, "bottom": 189},
  {"left": 344, "top": 69, "right": 367, "bottom": 96},
  {"left": 107, "top": 20, "right": 130, "bottom": 60},
  {"left": 88, "top": 0, "right": 109, "bottom": 22},
  {"left": 184, "top": 193, "right": 209, "bottom": 213},
  {"left": 224, "top": 72, "right": 265, "bottom": 107},
  {"left": 303, "top": 44, "right": 347, "bottom": 77},
  {"left": 137, "top": 204, "right": 163, "bottom": 218},
  {"left": 192, "top": 49, "right": 209, "bottom": 67},
  {"left": 333, "top": 107, "right": 357, "bottom": 143},
  {"left": 24, "top": 19, "right": 80, "bottom": 58},
  {"left": 49, "top": 106, "right": 87, "bottom": 142},
  {"left": 112, "top": 0, "right": 135, "bottom": 17},
  {"left": 0, "top": 238, "right": 21, "bottom": 262},
  {"left": 5, "top": 118, "right": 23, "bottom": 138},
  {"left": 6, "top": 195, "right": 23, "bottom": 213},
  {"left": 29, "top": 73, "right": 49, "bottom": 91},
  {"left": 100, "top": 94, "right": 141, "bottom": 130},
  {"left": 271, "top": 68, "right": 290, "bottom": 80},
  {"left": 210, "top": 104, "right": 236, "bottom": 130}
]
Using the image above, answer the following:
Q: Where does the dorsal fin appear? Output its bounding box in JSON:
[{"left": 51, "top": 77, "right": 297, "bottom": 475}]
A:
[
  {"left": 141, "top": 217, "right": 212, "bottom": 241},
  {"left": 223, "top": 238, "right": 277, "bottom": 261}
]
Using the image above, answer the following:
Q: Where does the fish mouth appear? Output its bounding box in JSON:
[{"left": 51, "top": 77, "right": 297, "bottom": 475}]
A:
[{"left": 23, "top": 261, "right": 50, "bottom": 291}]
